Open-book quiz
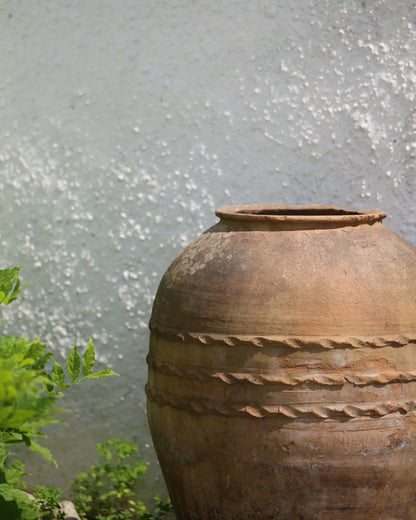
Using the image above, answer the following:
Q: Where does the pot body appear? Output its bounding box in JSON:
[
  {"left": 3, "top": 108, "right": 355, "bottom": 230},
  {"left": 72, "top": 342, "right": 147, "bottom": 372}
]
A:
[{"left": 147, "top": 205, "right": 416, "bottom": 520}]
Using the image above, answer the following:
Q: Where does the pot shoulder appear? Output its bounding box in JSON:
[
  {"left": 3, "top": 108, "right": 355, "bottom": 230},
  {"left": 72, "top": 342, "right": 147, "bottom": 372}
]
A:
[{"left": 151, "top": 222, "right": 416, "bottom": 337}]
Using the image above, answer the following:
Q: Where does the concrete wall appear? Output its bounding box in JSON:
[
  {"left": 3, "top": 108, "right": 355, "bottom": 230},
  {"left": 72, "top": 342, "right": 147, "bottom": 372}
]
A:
[{"left": 0, "top": 0, "right": 415, "bottom": 502}]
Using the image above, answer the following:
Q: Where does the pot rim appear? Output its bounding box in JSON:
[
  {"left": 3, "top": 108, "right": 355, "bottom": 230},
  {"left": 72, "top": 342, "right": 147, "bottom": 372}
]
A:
[{"left": 215, "top": 204, "right": 387, "bottom": 224}]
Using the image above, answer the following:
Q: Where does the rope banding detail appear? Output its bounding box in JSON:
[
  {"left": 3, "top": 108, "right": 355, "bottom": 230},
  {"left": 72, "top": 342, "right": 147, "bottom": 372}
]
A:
[
  {"left": 145, "top": 385, "right": 416, "bottom": 419},
  {"left": 149, "top": 322, "right": 416, "bottom": 350},
  {"left": 147, "top": 356, "right": 416, "bottom": 387}
]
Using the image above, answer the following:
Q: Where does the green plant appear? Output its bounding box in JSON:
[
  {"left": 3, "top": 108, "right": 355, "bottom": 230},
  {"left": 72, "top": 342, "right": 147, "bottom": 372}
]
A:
[
  {"left": 70, "top": 438, "right": 173, "bottom": 520},
  {"left": 33, "top": 485, "right": 65, "bottom": 520},
  {"left": 0, "top": 266, "right": 117, "bottom": 519}
]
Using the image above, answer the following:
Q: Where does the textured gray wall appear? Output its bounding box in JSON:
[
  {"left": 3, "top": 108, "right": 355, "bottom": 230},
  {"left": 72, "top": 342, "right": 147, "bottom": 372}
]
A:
[{"left": 0, "top": 0, "right": 415, "bottom": 502}]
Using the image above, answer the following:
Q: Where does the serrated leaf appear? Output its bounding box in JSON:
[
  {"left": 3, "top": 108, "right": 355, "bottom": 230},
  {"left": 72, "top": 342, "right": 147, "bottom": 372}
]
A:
[
  {"left": 67, "top": 346, "right": 81, "bottom": 382},
  {"left": 85, "top": 368, "right": 118, "bottom": 379},
  {"left": 82, "top": 338, "right": 95, "bottom": 377},
  {"left": 26, "top": 439, "right": 57, "bottom": 467},
  {"left": 52, "top": 361, "right": 65, "bottom": 389},
  {"left": 27, "top": 339, "right": 47, "bottom": 363}
]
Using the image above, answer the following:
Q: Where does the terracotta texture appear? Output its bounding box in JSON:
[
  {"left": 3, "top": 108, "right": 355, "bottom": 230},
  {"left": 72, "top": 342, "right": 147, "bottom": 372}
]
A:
[{"left": 146, "top": 204, "right": 416, "bottom": 519}]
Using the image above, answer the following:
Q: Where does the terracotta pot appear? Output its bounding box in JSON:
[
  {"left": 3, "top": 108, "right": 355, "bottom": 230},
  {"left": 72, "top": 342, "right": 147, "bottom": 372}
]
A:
[{"left": 146, "top": 204, "right": 416, "bottom": 520}]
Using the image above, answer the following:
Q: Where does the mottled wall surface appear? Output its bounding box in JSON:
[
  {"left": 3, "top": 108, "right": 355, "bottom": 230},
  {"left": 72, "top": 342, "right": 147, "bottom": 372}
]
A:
[{"left": 0, "top": 0, "right": 415, "bottom": 501}]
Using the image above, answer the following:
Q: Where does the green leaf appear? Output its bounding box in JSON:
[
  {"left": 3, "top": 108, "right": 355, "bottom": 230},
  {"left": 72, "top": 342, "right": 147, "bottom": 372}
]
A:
[
  {"left": 0, "top": 266, "right": 29, "bottom": 306},
  {"left": 18, "top": 357, "right": 35, "bottom": 368},
  {"left": 2, "top": 432, "right": 23, "bottom": 444},
  {"left": 67, "top": 346, "right": 81, "bottom": 382},
  {"left": 33, "top": 395, "right": 58, "bottom": 417},
  {"left": 82, "top": 339, "right": 95, "bottom": 377},
  {"left": 52, "top": 362, "right": 65, "bottom": 389},
  {"left": 0, "top": 487, "right": 40, "bottom": 520},
  {"left": 85, "top": 369, "right": 118, "bottom": 380},
  {"left": 26, "top": 339, "right": 46, "bottom": 359},
  {"left": 39, "top": 374, "right": 55, "bottom": 394},
  {"left": 27, "top": 439, "right": 57, "bottom": 467},
  {"left": 4, "top": 468, "right": 24, "bottom": 487},
  {"left": 4, "top": 409, "right": 38, "bottom": 429},
  {"left": 0, "top": 483, "right": 33, "bottom": 503},
  {"left": 33, "top": 351, "right": 53, "bottom": 371}
]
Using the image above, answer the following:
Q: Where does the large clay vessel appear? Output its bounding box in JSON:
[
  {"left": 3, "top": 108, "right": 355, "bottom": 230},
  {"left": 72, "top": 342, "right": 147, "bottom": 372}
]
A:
[{"left": 146, "top": 204, "right": 416, "bottom": 520}]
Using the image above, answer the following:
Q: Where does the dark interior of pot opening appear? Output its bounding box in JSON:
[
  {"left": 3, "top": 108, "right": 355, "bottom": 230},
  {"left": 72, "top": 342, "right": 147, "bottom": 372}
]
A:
[{"left": 236, "top": 207, "right": 360, "bottom": 216}]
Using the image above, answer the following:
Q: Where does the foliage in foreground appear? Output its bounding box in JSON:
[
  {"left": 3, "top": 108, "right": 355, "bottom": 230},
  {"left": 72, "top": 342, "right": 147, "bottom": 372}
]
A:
[
  {"left": 0, "top": 266, "right": 117, "bottom": 519},
  {"left": 70, "top": 438, "right": 173, "bottom": 520},
  {"left": 33, "top": 485, "right": 65, "bottom": 520}
]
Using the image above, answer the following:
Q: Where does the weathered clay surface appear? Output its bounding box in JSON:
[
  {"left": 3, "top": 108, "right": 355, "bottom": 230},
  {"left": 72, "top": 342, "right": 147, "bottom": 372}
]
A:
[{"left": 147, "top": 205, "right": 416, "bottom": 519}]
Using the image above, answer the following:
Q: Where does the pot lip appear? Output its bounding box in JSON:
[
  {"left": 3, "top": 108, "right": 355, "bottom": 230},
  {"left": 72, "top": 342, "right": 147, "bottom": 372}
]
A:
[{"left": 215, "top": 204, "right": 387, "bottom": 224}]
